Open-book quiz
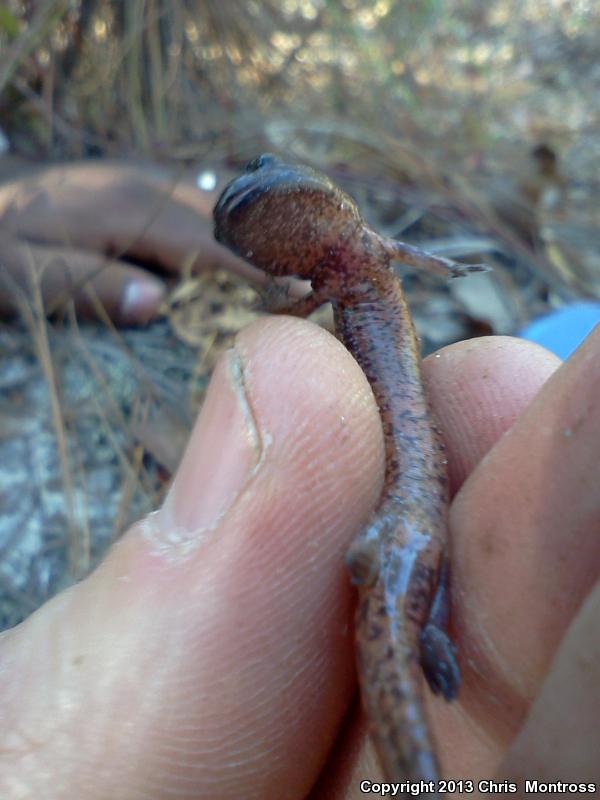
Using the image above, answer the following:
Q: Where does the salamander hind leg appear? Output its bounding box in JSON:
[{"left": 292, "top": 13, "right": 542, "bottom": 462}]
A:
[
  {"left": 346, "top": 514, "right": 391, "bottom": 587},
  {"left": 419, "top": 557, "right": 461, "bottom": 700}
]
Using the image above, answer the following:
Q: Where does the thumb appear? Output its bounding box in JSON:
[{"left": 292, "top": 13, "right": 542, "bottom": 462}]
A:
[{"left": 0, "top": 316, "right": 383, "bottom": 799}]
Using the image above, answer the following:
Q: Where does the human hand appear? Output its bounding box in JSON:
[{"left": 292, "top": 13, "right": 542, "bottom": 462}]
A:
[
  {"left": 0, "top": 160, "right": 260, "bottom": 323},
  {"left": 0, "top": 319, "right": 597, "bottom": 798}
]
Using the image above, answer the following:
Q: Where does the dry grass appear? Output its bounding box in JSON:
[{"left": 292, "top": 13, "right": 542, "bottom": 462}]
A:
[{"left": 0, "top": 0, "right": 599, "bottom": 626}]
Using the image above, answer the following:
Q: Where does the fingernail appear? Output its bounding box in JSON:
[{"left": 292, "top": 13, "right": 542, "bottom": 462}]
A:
[
  {"left": 144, "top": 347, "right": 266, "bottom": 555},
  {"left": 121, "top": 278, "right": 165, "bottom": 323}
]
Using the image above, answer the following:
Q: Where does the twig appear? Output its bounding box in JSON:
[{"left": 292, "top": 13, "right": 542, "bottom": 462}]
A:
[{"left": 0, "top": 0, "right": 69, "bottom": 97}]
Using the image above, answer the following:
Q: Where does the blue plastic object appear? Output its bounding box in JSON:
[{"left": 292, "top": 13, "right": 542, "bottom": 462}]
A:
[{"left": 518, "top": 302, "right": 600, "bottom": 359}]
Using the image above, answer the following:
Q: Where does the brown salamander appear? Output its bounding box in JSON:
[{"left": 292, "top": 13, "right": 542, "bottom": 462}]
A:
[{"left": 213, "top": 154, "right": 482, "bottom": 786}]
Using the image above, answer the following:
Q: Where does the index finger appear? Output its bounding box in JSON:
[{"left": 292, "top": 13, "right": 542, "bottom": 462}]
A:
[{"left": 436, "top": 328, "right": 600, "bottom": 776}]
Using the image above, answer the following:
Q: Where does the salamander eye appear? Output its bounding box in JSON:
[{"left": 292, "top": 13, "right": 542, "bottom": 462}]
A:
[{"left": 245, "top": 153, "right": 280, "bottom": 173}]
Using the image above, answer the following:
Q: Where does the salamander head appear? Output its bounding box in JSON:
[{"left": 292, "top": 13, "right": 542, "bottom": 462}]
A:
[{"left": 213, "top": 153, "right": 363, "bottom": 279}]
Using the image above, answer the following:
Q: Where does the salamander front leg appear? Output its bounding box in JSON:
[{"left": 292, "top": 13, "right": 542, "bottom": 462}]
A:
[
  {"left": 384, "top": 239, "right": 489, "bottom": 279},
  {"left": 259, "top": 281, "right": 322, "bottom": 318}
]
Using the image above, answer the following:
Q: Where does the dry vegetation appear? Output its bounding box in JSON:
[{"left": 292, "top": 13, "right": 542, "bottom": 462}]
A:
[{"left": 0, "top": 0, "right": 598, "bottom": 626}]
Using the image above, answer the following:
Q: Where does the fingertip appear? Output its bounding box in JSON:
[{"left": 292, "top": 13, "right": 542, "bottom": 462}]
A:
[
  {"left": 423, "top": 336, "right": 561, "bottom": 490},
  {"left": 234, "top": 315, "right": 384, "bottom": 503},
  {"left": 119, "top": 276, "right": 165, "bottom": 324}
]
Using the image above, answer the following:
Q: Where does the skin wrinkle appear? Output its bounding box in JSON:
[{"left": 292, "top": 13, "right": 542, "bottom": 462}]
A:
[
  {"left": 458, "top": 548, "right": 533, "bottom": 701},
  {"left": 465, "top": 616, "right": 529, "bottom": 740},
  {"left": 446, "top": 525, "right": 533, "bottom": 748}
]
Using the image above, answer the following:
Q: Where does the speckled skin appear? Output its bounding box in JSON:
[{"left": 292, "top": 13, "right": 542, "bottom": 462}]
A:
[{"left": 213, "top": 154, "right": 465, "bottom": 788}]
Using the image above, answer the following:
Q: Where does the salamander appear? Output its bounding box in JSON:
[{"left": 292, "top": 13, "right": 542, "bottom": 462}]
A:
[{"left": 213, "top": 154, "right": 481, "bottom": 786}]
